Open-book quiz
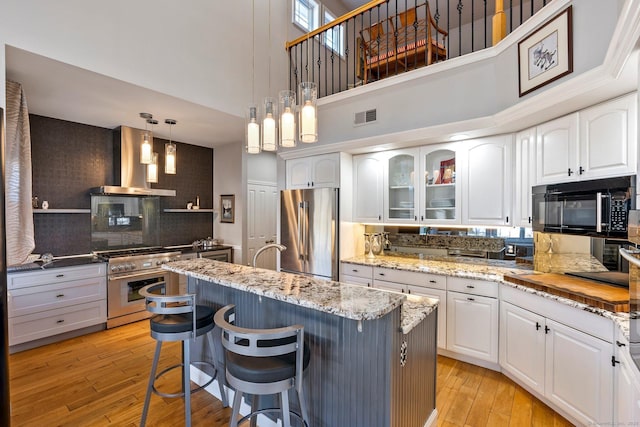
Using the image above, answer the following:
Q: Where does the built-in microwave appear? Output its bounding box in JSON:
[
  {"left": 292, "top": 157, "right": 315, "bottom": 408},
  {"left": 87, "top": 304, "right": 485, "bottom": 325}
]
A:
[{"left": 532, "top": 175, "right": 636, "bottom": 238}]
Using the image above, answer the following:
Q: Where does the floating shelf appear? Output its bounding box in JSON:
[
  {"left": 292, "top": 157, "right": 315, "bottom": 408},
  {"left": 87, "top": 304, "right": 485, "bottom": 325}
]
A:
[
  {"left": 164, "top": 209, "right": 215, "bottom": 213},
  {"left": 33, "top": 209, "right": 90, "bottom": 214}
]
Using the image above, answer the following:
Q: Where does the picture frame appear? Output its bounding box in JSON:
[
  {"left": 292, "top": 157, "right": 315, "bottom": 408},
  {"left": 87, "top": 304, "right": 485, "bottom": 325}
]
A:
[
  {"left": 518, "top": 6, "right": 573, "bottom": 97},
  {"left": 220, "top": 194, "right": 235, "bottom": 223}
]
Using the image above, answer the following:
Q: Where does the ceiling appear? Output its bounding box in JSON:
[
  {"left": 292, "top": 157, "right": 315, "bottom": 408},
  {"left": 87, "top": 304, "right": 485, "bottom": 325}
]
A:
[{"left": 5, "top": 46, "right": 245, "bottom": 148}]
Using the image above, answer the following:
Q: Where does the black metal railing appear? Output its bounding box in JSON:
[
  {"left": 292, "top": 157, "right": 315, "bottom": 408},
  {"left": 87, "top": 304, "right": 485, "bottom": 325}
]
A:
[{"left": 286, "top": 0, "right": 552, "bottom": 98}]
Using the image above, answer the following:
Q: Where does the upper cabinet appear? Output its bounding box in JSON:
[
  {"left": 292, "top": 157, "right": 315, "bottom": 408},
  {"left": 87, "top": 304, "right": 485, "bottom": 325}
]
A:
[
  {"left": 286, "top": 153, "right": 340, "bottom": 189},
  {"left": 384, "top": 149, "right": 420, "bottom": 224},
  {"left": 353, "top": 153, "right": 385, "bottom": 223},
  {"left": 536, "top": 93, "right": 637, "bottom": 184},
  {"left": 420, "top": 144, "right": 461, "bottom": 224},
  {"left": 461, "top": 135, "right": 512, "bottom": 226},
  {"left": 514, "top": 128, "right": 536, "bottom": 227}
]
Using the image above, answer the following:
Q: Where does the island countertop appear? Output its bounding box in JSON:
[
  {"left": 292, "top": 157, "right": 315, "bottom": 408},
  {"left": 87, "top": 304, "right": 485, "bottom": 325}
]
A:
[{"left": 163, "top": 258, "right": 437, "bottom": 330}]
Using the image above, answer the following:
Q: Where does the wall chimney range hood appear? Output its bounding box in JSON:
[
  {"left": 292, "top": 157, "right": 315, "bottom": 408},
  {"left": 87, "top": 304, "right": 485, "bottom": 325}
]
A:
[{"left": 91, "top": 126, "right": 176, "bottom": 196}]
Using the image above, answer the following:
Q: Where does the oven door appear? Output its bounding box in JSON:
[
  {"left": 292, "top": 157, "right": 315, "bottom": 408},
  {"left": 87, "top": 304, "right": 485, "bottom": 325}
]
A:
[
  {"left": 619, "top": 248, "right": 640, "bottom": 370},
  {"left": 107, "top": 269, "right": 168, "bottom": 320}
]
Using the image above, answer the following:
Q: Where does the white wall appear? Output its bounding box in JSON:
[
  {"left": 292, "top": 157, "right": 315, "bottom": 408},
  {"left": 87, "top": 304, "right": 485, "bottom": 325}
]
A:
[{"left": 213, "top": 142, "right": 245, "bottom": 263}]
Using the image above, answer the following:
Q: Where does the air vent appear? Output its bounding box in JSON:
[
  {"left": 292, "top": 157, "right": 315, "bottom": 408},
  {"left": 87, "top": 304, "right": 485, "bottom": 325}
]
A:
[{"left": 354, "top": 109, "right": 377, "bottom": 126}]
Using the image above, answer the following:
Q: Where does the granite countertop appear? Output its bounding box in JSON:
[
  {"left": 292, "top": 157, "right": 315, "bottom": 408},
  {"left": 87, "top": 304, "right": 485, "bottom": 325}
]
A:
[{"left": 163, "top": 258, "right": 437, "bottom": 332}]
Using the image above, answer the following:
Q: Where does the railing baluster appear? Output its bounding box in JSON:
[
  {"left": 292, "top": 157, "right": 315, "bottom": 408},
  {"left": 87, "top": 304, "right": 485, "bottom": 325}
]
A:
[
  {"left": 471, "top": 0, "right": 475, "bottom": 52},
  {"left": 483, "top": 0, "right": 487, "bottom": 49},
  {"left": 509, "top": 0, "right": 513, "bottom": 33},
  {"left": 457, "top": 0, "right": 463, "bottom": 57}
]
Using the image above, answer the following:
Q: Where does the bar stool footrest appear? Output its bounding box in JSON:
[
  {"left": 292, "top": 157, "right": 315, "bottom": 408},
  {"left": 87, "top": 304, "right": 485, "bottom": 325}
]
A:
[
  {"left": 152, "top": 361, "right": 217, "bottom": 399},
  {"left": 237, "top": 408, "right": 308, "bottom": 427}
]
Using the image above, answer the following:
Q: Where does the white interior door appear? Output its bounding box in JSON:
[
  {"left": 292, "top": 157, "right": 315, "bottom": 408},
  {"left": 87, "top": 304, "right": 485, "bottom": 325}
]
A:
[{"left": 247, "top": 182, "right": 278, "bottom": 270}]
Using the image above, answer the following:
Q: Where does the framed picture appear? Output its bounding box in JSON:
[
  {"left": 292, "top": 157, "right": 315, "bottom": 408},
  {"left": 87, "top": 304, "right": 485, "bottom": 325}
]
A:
[
  {"left": 518, "top": 6, "right": 573, "bottom": 97},
  {"left": 220, "top": 194, "right": 235, "bottom": 223}
]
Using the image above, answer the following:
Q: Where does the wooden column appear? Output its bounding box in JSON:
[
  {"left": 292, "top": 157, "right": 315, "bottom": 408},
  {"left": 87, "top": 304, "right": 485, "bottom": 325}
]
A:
[{"left": 493, "top": 0, "right": 507, "bottom": 45}]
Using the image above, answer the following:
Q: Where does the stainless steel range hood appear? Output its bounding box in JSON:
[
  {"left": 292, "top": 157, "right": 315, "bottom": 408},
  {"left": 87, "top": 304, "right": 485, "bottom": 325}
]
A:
[{"left": 91, "top": 126, "right": 176, "bottom": 196}]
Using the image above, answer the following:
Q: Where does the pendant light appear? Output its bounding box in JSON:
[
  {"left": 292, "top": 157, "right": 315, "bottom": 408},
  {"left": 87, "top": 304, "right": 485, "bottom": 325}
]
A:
[
  {"left": 279, "top": 90, "right": 296, "bottom": 147},
  {"left": 261, "top": 0, "right": 277, "bottom": 152},
  {"left": 246, "top": 0, "right": 261, "bottom": 154},
  {"left": 298, "top": 81, "right": 318, "bottom": 143},
  {"left": 139, "top": 112, "right": 153, "bottom": 164},
  {"left": 164, "top": 119, "right": 177, "bottom": 174},
  {"left": 147, "top": 152, "right": 159, "bottom": 183}
]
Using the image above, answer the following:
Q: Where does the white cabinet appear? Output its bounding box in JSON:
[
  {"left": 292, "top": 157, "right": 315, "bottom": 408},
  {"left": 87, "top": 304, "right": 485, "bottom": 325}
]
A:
[
  {"left": 578, "top": 92, "right": 637, "bottom": 180},
  {"left": 613, "top": 332, "right": 640, "bottom": 425},
  {"left": 535, "top": 113, "right": 578, "bottom": 184},
  {"left": 514, "top": 128, "right": 535, "bottom": 227},
  {"left": 286, "top": 153, "right": 340, "bottom": 189},
  {"left": 461, "top": 135, "right": 512, "bottom": 226},
  {"left": 340, "top": 262, "right": 373, "bottom": 287},
  {"left": 352, "top": 154, "right": 384, "bottom": 223},
  {"left": 370, "top": 266, "right": 447, "bottom": 349},
  {"left": 384, "top": 149, "right": 420, "bottom": 223},
  {"left": 446, "top": 277, "right": 499, "bottom": 363},
  {"left": 419, "top": 144, "right": 460, "bottom": 224},
  {"left": 8, "top": 263, "right": 107, "bottom": 346},
  {"left": 501, "top": 286, "right": 613, "bottom": 426},
  {"left": 536, "top": 93, "right": 637, "bottom": 184}
]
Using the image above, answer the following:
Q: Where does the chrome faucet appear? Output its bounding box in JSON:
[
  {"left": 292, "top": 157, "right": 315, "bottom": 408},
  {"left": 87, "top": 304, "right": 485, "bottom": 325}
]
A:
[{"left": 252, "top": 243, "right": 287, "bottom": 268}]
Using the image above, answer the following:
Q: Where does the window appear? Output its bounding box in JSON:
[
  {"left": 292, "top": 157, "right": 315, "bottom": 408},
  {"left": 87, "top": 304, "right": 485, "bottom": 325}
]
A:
[
  {"left": 293, "top": 0, "right": 319, "bottom": 32},
  {"left": 323, "top": 8, "right": 344, "bottom": 56}
]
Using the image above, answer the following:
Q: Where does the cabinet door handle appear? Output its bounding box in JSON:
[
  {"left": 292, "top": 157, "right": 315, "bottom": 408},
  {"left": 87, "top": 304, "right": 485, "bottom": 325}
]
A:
[
  {"left": 616, "top": 340, "right": 626, "bottom": 347},
  {"left": 421, "top": 215, "right": 424, "bottom": 221},
  {"left": 506, "top": 216, "right": 509, "bottom": 223},
  {"left": 414, "top": 216, "right": 417, "bottom": 221},
  {"left": 467, "top": 297, "right": 475, "bottom": 301},
  {"left": 528, "top": 216, "right": 532, "bottom": 223},
  {"left": 56, "top": 294, "right": 65, "bottom": 298},
  {"left": 612, "top": 356, "right": 620, "bottom": 367},
  {"left": 56, "top": 319, "right": 65, "bottom": 324},
  {"left": 311, "top": 181, "right": 314, "bottom": 187},
  {"left": 536, "top": 322, "right": 541, "bottom": 331},
  {"left": 579, "top": 166, "right": 584, "bottom": 175},
  {"left": 378, "top": 215, "right": 381, "bottom": 221},
  {"left": 56, "top": 274, "right": 64, "bottom": 278},
  {"left": 567, "top": 168, "right": 573, "bottom": 176},
  {"left": 544, "top": 326, "right": 550, "bottom": 334},
  {"left": 466, "top": 285, "right": 475, "bottom": 289}
]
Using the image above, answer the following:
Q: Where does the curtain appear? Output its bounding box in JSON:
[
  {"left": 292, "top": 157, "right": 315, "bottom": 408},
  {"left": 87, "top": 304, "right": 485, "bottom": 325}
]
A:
[{"left": 5, "top": 80, "right": 35, "bottom": 265}]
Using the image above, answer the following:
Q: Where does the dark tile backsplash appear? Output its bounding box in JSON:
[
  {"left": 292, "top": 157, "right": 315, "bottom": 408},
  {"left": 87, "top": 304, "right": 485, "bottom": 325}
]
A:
[{"left": 29, "top": 115, "right": 214, "bottom": 256}]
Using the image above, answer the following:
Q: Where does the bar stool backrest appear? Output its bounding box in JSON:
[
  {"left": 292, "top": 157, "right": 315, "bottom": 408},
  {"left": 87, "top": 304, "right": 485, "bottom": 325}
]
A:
[
  {"left": 139, "top": 282, "right": 198, "bottom": 340},
  {"left": 214, "top": 304, "right": 305, "bottom": 391}
]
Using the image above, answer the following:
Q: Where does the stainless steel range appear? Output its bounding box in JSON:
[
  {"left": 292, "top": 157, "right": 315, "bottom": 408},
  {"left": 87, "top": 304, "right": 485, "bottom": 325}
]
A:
[{"left": 95, "top": 247, "right": 186, "bottom": 328}]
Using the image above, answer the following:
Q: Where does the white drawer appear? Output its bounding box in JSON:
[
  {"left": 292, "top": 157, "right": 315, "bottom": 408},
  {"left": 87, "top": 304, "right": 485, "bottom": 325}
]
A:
[
  {"left": 373, "top": 267, "right": 446, "bottom": 290},
  {"left": 341, "top": 274, "right": 372, "bottom": 288},
  {"left": 8, "top": 263, "right": 107, "bottom": 289},
  {"left": 447, "top": 276, "right": 498, "bottom": 298},
  {"left": 8, "top": 277, "right": 106, "bottom": 318},
  {"left": 340, "top": 263, "right": 372, "bottom": 280},
  {"left": 9, "top": 300, "right": 107, "bottom": 346}
]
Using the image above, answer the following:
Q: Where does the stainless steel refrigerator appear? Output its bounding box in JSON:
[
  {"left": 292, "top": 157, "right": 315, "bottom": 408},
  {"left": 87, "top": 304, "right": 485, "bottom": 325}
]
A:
[{"left": 280, "top": 188, "right": 339, "bottom": 280}]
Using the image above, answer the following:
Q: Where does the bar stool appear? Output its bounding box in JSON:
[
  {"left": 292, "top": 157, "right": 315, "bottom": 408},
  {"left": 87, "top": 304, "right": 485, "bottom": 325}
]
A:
[
  {"left": 139, "top": 282, "right": 228, "bottom": 427},
  {"left": 214, "top": 304, "right": 310, "bottom": 427}
]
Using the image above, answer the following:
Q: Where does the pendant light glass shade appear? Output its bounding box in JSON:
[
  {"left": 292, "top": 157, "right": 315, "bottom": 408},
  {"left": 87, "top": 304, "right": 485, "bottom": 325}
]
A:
[
  {"left": 262, "top": 97, "right": 277, "bottom": 152},
  {"left": 246, "top": 105, "right": 261, "bottom": 154},
  {"left": 279, "top": 90, "right": 296, "bottom": 148},
  {"left": 147, "top": 152, "right": 159, "bottom": 183},
  {"left": 164, "top": 119, "right": 177, "bottom": 174},
  {"left": 298, "top": 82, "right": 318, "bottom": 143},
  {"left": 139, "top": 113, "right": 154, "bottom": 164}
]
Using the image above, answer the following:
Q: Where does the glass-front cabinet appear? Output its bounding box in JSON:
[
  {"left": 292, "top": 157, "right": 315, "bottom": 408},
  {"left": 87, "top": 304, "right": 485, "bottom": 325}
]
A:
[
  {"left": 384, "top": 149, "right": 420, "bottom": 223},
  {"left": 420, "top": 144, "right": 460, "bottom": 224}
]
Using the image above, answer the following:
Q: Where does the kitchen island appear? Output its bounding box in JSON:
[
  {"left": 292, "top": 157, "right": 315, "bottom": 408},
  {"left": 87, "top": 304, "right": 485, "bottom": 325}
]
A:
[{"left": 163, "top": 258, "right": 438, "bottom": 427}]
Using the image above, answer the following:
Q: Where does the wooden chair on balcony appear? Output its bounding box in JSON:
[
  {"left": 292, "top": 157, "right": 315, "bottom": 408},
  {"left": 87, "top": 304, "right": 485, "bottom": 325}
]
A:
[{"left": 358, "top": 2, "right": 448, "bottom": 84}]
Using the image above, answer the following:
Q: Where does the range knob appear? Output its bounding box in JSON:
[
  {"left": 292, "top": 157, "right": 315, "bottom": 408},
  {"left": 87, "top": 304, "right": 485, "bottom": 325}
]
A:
[
  {"left": 110, "top": 265, "right": 118, "bottom": 273},
  {"left": 116, "top": 264, "right": 125, "bottom": 272},
  {"left": 127, "top": 263, "right": 136, "bottom": 271}
]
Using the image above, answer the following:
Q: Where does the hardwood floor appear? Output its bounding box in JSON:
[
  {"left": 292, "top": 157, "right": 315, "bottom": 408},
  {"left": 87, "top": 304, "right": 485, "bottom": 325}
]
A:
[{"left": 9, "top": 321, "right": 573, "bottom": 426}]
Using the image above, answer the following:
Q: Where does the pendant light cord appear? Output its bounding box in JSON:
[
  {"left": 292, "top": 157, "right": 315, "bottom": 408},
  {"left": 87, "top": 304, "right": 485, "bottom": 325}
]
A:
[{"left": 252, "top": 0, "right": 255, "bottom": 103}]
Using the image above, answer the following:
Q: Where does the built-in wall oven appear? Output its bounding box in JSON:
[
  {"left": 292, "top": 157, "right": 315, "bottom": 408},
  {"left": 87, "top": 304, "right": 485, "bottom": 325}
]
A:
[{"left": 97, "top": 248, "right": 184, "bottom": 328}]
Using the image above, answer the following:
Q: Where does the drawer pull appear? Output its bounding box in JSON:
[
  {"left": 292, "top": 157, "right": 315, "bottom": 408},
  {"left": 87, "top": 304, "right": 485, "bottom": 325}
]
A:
[
  {"left": 56, "top": 294, "right": 65, "bottom": 298},
  {"left": 56, "top": 319, "right": 65, "bottom": 324},
  {"left": 467, "top": 297, "right": 475, "bottom": 301},
  {"left": 56, "top": 274, "right": 64, "bottom": 278},
  {"left": 466, "top": 285, "right": 475, "bottom": 289},
  {"left": 378, "top": 273, "right": 385, "bottom": 276},
  {"left": 616, "top": 340, "right": 626, "bottom": 347},
  {"left": 352, "top": 269, "right": 358, "bottom": 273},
  {"left": 429, "top": 280, "right": 436, "bottom": 283}
]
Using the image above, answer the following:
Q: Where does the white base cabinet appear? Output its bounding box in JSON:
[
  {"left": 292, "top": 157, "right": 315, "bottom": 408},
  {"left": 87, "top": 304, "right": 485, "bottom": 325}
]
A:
[
  {"left": 501, "top": 287, "right": 613, "bottom": 426},
  {"left": 614, "top": 332, "right": 640, "bottom": 425},
  {"left": 446, "top": 277, "right": 499, "bottom": 363},
  {"left": 8, "top": 263, "right": 107, "bottom": 346}
]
